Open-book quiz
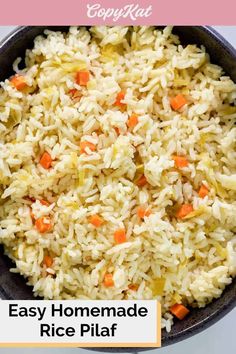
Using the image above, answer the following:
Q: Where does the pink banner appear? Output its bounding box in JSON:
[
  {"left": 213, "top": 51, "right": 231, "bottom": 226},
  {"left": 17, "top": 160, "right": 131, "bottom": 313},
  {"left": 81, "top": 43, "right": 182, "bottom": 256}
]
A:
[{"left": 0, "top": 0, "right": 235, "bottom": 25}]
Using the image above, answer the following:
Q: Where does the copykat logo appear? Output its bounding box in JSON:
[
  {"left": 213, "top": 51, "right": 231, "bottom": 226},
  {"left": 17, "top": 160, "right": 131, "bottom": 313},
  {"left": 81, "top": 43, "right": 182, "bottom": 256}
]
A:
[{"left": 87, "top": 3, "right": 153, "bottom": 22}]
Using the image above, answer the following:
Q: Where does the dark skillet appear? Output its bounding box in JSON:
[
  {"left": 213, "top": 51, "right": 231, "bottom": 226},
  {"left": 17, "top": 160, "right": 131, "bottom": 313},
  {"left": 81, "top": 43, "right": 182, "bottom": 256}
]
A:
[{"left": 0, "top": 26, "right": 235, "bottom": 350}]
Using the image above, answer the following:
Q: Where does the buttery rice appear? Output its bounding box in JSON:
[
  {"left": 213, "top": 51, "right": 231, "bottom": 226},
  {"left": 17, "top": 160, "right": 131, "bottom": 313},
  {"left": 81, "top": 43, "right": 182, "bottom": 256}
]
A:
[{"left": 0, "top": 26, "right": 236, "bottom": 331}]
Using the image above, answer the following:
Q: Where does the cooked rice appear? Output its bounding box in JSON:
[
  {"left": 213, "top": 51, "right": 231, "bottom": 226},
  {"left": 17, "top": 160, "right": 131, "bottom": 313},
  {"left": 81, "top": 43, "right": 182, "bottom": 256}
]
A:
[{"left": 0, "top": 26, "right": 236, "bottom": 331}]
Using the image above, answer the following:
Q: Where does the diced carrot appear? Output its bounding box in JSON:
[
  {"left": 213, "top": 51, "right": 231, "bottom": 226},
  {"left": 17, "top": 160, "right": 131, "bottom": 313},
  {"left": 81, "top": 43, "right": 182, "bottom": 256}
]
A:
[
  {"left": 170, "top": 94, "right": 187, "bottom": 111},
  {"left": 43, "top": 255, "right": 53, "bottom": 268},
  {"left": 75, "top": 70, "right": 90, "bottom": 86},
  {"left": 69, "top": 88, "right": 82, "bottom": 102},
  {"left": 114, "top": 229, "right": 126, "bottom": 244},
  {"left": 176, "top": 204, "right": 193, "bottom": 219},
  {"left": 80, "top": 141, "right": 96, "bottom": 154},
  {"left": 40, "top": 199, "right": 50, "bottom": 207},
  {"left": 172, "top": 155, "right": 189, "bottom": 168},
  {"left": 90, "top": 214, "right": 104, "bottom": 227},
  {"left": 39, "top": 152, "right": 52, "bottom": 169},
  {"left": 198, "top": 184, "right": 209, "bottom": 198},
  {"left": 114, "top": 91, "right": 126, "bottom": 107},
  {"left": 137, "top": 206, "right": 151, "bottom": 219},
  {"left": 127, "top": 114, "right": 138, "bottom": 128},
  {"left": 128, "top": 284, "right": 139, "bottom": 291},
  {"left": 103, "top": 273, "right": 114, "bottom": 287},
  {"left": 136, "top": 175, "right": 147, "bottom": 187},
  {"left": 35, "top": 216, "right": 52, "bottom": 233},
  {"left": 10, "top": 75, "right": 27, "bottom": 90},
  {"left": 170, "top": 303, "right": 190, "bottom": 320}
]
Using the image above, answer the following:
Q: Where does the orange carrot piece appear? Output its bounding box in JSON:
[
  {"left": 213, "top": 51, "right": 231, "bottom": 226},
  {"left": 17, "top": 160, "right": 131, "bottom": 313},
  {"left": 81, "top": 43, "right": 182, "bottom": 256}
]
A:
[
  {"left": 43, "top": 255, "right": 53, "bottom": 268},
  {"left": 69, "top": 88, "right": 82, "bottom": 102},
  {"left": 39, "top": 152, "right": 52, "bottom": 169},
  {"left": 170, "top": 303, "right": 190, "bottom": 320},
  {"left": 90, "top": 214, "right": 104, "bottom": 227},
  {"left": 103, "top": 273, "right": 114, "bottom": 287},
  {"left": 176, "top": 204, "right": 193, "bottom": 219},
  {"left": 170, "top": 94, "right": 187, "bottom": 111},
  {"left": 114, "top": 229, "right": 126, "bottom": 244},
  {"left": 75, "top": 70, "right": 90, "bottom": 86},
  {"left": 35, "top": 216, "right": 52, "bottom": 233},
  {"left": 198, "top": 184, "right": 209, "bottom": 198},
  {"left": 114, "top": 91, "right": 126, "bottom": 107},
  {"left": 136, "top": 175, "right": 147, "bottom": 187},
  {"left": 10, "top": 75, "right": 27, "bottom": 90},
  {"left": 40, "top": 199, "right": 50, "bottom": 207},
  {"left": 127, "top": 114, "right": 138, "bottom": 128},
  {"left": 172, "top": 155, "right": 189, "bottom": 168},
  {"left": 137, "top": 206, "right": 151, "bottom": 219},
  {"left": 128, "top": 284, "right": 139, "bottom": 291},
  {"left": 80, "top": 141, "right": 96, "bottom": 154}
]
